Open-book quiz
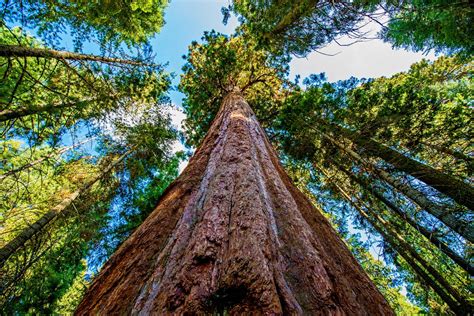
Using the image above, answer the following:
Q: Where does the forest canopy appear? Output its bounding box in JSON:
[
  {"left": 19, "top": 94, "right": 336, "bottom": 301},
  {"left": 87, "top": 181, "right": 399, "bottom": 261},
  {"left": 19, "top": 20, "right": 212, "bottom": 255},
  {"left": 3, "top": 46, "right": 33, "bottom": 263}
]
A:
[{"left": 0, "top": 0, "right": 472, "bottom": 314}]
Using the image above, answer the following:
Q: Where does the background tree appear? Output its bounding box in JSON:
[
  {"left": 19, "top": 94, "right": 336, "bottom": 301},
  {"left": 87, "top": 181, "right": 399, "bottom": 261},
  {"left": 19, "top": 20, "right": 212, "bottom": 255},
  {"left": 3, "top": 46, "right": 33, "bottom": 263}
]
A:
[
  {"left": 271, "top": 56, "right": 473, "bottom": 314},
  {"left": 0, "top": 0, "right": 182, "bottom": 312},
  {"left": 381, "top": 0, "right": 474, "bottom": 55},
  {"left": 0, "top": 26, "right": 169, "bottom": 145},
  {"left": 231, "top": 0, "right": 473, "bottom": 56},
  {"left": 0, "top": 104, "right": 180, "bottom": 311},
  {"left": 1, "top": 0, "right": 169, "bottom": 49}
]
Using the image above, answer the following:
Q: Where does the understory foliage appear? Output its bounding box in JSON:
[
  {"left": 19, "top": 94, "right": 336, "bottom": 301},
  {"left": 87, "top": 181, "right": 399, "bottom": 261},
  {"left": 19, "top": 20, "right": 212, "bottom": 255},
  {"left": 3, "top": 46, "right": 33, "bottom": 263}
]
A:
[
  {"left": 273, "top": 56, "right": 473, "bottom": 314},
  {"left": 0, "top": 1, "right": 180, "bottom": 312}
]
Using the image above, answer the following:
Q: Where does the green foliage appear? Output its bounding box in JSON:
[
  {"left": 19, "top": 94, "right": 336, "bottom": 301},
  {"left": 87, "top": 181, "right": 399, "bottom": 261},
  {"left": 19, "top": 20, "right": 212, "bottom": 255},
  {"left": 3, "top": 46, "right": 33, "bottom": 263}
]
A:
[
  {"left": 0, "top": 26, "right": 172, "bottom": 146},
  {"left": 382, "top": 0, "right": 474, "bottom": 55},
  {"left": 1, "top": 110, "right": 180, "bottom": 311},
  {"left": 2, "top": 0, "right": 168, "bottom": 48},
  {"left": 0, "top": 24, "right": 177, "bottom": 314},
  {"left": 231, "top": 0, "right": 374, "bottom": 56},
  {"left": 277, "top": 56, "right": 473, "bottom": 180},
  {"left": 0, "top": 1, "right": 180, "bottom": 313},
  {"left": 54, "top": 270, "right": 89, "bottom": 315},
  {"left": 232, "top": 0, "right": 474, "bottom": 56},
  {"left": 114, "top": 154, "right": 182, "bottom": 241},
  {"left": 0, "top": 141, "right": 95, "bottom": 246},
  {"left": 1, "top": 151, "right": 117, "bottom": 313},
  {"left": 179, "top": 30, "right": 291, "bottom": 146},
  {"left": 345, "top": 56, "right": 473, "bottom": 178},
  {"left": 312, "top": 161, "right": 470, "bottom": 314}
]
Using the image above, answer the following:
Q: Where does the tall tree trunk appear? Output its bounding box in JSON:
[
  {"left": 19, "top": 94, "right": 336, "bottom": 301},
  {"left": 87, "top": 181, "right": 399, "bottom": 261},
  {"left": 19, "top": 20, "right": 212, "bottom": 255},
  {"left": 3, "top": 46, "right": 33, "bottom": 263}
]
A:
[
  {"left": 0, "top": 137, "right": 96, "bottom": 180},
  {"left": 0, "top": 45, "right": 147, "bottom": 66},
  {"left": 321, "top": 132, "right": 474, "bottom": 243},
  {"left": 421, "top": 141, "right": 473, "bottom": 164},
  {"left": 318, "top": 119, "right": 474, "bottom": 210},
  {"left": 0, "top": 149, "right": 131, "bottom": 268},
  {"left": 76, "top": 92, "right": 393, "bottom": 315},
  {"left": 319, "top": 169, "right": 471, "bottom": 315},
  {"left": 334, "top": 162, "right": 473, "bottom": 275},
  {"left": 0, "top": 98, "right": 95, "bottom": 122}
]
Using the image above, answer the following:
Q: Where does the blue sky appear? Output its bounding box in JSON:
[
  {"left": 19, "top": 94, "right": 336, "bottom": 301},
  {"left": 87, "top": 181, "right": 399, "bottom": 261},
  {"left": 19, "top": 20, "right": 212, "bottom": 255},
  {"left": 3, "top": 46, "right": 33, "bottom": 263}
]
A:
[
  {"left": 19, "top": 0, "right": 438, "bottom": 166},
  {"left": 149, "top": 0, "right": 436, "bottom": 107},
  {"left": 142, "top": 0, "right": 437, "bottom": 170},
  {"left": 151, "top": 0, "right": 238, "bottom": 106}
]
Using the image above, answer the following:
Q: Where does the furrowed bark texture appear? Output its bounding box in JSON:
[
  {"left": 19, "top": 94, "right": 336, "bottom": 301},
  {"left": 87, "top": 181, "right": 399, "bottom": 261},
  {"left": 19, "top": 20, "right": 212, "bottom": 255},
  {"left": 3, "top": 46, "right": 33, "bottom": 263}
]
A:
[{"left": 76, "top": 92, "right": 393, "bottom": 315}]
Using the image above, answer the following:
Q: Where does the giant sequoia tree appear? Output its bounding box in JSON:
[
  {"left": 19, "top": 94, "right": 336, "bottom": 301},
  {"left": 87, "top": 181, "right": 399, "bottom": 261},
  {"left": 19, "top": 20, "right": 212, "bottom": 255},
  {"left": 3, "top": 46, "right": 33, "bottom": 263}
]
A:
[
  {"left": 76, "top": 33, "right": 393, "bottom": 314},
  {"left": 2, "top": 1, "right": 472, "bottom": 314}
]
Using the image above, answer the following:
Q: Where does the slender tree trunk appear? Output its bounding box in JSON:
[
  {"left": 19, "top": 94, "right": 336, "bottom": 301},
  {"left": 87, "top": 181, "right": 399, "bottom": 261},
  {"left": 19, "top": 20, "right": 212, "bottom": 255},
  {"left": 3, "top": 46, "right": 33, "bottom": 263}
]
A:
[
  {"left": 335, "top": 162, "right": 474, "bottom": 276},
  {"left": 322, "top": 132, "right": 474, "bottom": 243},
  {"left": 318, "top": 119, "right": 474, "bottom": 210},
  {"left": 0, "top": 45, "right": 147, "bottom": 66},
  {"left": 76, "top": 92, "right": 392, "bottom": 315},
  {"left": 0, "top": 149, "right": 131, "bottom": 268},
  {"left": 421, "top": 141, "right": 473, "bottom": 163},
  {"left": 0, "top": 137, "right": 96, "bottom": 180},
  {"left": 0, "top": 98, "right": 96, "bottom": 122},
  {"left": 320, "top": 170, "right": 470, "bottom": 315}
]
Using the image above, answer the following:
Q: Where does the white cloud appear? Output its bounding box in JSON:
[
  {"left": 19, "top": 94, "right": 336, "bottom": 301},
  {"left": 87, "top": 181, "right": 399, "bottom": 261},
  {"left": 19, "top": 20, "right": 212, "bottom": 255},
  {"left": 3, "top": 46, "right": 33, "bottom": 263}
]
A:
[
  {"left": 290, "top": 35, "right": 437, "bottom": 83},
  {"left": 166, "top": 105, "right": 189, "bottom": 173}
]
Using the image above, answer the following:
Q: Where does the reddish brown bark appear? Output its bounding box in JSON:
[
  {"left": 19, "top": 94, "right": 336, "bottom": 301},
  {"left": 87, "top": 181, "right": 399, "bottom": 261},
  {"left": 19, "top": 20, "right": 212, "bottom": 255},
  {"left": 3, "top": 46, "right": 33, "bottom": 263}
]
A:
[{"left": 76, "top": 92, "right": 393, "bottom": 315}]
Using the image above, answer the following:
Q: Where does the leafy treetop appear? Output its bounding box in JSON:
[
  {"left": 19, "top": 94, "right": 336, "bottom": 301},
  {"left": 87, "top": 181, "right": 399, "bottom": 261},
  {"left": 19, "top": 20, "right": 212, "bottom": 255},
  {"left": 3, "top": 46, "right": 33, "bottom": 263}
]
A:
[
  {"left": 231, "top": 0, "right": 474, "bottom": 56},
  {"left": 2, "top": 0, "right": 169, "bottom": 48},
  {"left": 179, "top": 30, "right": 292, "bottom": 146}
]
